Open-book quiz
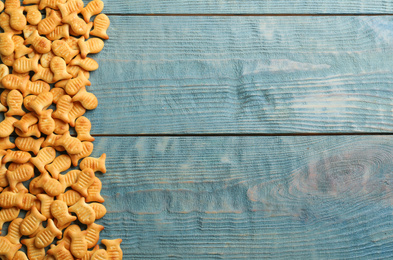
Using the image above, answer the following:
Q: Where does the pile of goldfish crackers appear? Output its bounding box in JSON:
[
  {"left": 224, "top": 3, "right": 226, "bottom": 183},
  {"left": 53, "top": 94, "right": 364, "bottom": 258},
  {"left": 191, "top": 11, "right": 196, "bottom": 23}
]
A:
[{"left": 0, "top": 0, "right": 123, "bottom": 259}]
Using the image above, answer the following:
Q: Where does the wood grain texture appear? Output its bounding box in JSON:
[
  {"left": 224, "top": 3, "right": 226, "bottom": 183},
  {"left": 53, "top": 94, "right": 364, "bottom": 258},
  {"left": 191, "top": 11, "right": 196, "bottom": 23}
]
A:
[
  {"left": 83, "top": 0, "right": 393, "bottom": 14},
  {"left": 94, "top": 136, "right": 393, "bottom": 259},
  {"left": 86, "top": 16, "right": 393, "bottom": 134}
]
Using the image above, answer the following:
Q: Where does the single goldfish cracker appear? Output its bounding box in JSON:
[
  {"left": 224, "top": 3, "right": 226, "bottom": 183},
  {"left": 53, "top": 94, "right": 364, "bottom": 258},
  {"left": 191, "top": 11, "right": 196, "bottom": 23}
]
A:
[
  {"left": 0, "top": 164, "right": 8, "bottom": 188},
  {"left": 90, "top": 202, "right": 106, "bottom": 220},
  {"left": 23, "top": 24, "right": 37, "bottom": 39},
  {"left": 50, "top": 87, "right": 66, "bottom": 104},
  {"left": 72, "top": 86, "right": 98, "bottom": 110},
  {"left": 35, "top": 219, "right": 62, "bottom": 249},
  {"left": 67, "top": 64, "right": 90, "bottom": 79},
  {"left": 51, "top": 56, "right": 73, "bottom": 83},
  {"left": 0, "top": 64, "right": 9, "bottom": 87},
  {"left": 52, "top": 94, "right": 72, "bottom": 123},
  {"left": 22, "top": 237, "right": 46, "bottom": 260},
  {"left": 15, "top": 137, "right": 44, "bottom": 155},
  {"left": 70, "top": 141, "right": 94, "bottom": 166},
  {"left": 23, "top": 80, "right": 51, "bottom": 97},
  {"left": 51, "top": 200, "right": 77, "bottom": 227},
  {"left": 22, "top": 94, "right": 36, "bottom": 111},
  {"left": 32, "top": 65, "right": 55, "bottom": 83},
  {"left": 75, "top": 116, "right": 95, "bottom": 142},
  {"left": 0, "top": 207, "right": 20, "bottom": 232},
  {"left": 39, "top": 0, "right": 66, "bottom": 10},
  {"left": 25, "top": 30, "right": 52, "bottom": 54},
  {"left": 13, "top": 55, "right": 40, "bottom": 74},
  {"left": 38, "top": 109, "right": 55, "bottom": 135},
  {"left": 58, "top": 0, "right": 84, "bottom": 17},
  {"left": 81, "top": 0, "right": 104, "bottom": 23},
  {"left": 65, "top": 71, "right": 91, "bottom": 96},
  {"left": 30, "top": 147, "right": 56, "bottom": 174},
  {"left": 69, "top": 229, "right": 88, "bottom": 259},
  {"left": 6, "top": 163, "right": 34, "bottom": 190},
  {"left": 102, "top": 239, "right": 123, "bottom": 260},
  {"left": 68, "top": 101, "right": 86, "bottom": 127},
  {"left": 46, "top": 154, "right": 71, "bottom": 179},
  {"left": 90, "top": 14, "right": 110, "bottom": 40},
  {"left": 0, "top": 237, "right": 22, "bottom": 259},
  {"left": 86, "top": 223, "right": 104, "bottom": 249},
  {"left": 6, "top": 89, "right": 25, "bottom": 117},
  {"left": 47, "top": 242, "right": 74, "bottom": 260},
  {"left": 1, "top": 74, "right": 28, "bottom": 92},
  {"left": 12, "top": 251, "right": 29, "bottom": 260},
  {"left": 47, "top": 24, "right": 70, "bottom": 41},
  {"left": 12, "top": 35, "right": 33, "bottom": 59},
  {"left": 0, "top": 136, "right": 15, "bottom": 150},
  {"left": 29, "top": 92, "right": 53, "bottom": 115},
  {"left": 36, "top": 172, "right": 65, "bottom": 197},
  {"left": 55, "top": 131, "right": 83, "bottom": 154},
  {"left": 78, "top": 37, "right": 104, "bottom": 58},
  {"left": 3, "top": 150, "right": 32, "bottom": 164},
  {"left": 59, "top": 169, "right": 80, "bottom": 189},
  {"left": 70, "top": 54, "right": 99, "bottom": 71},
  {"left": 5, "top": 218, "right": 23, "bottom": 245},
  {"left": 0, "top": 32, "right": 15, "bottom": 56},
  {"left": 0, "top": 191, "right": 24, "bottom": 208},
  {"left": 86, "top": 177, "right": 104, "bottom": 203},
  {"left": 5, "top": 6, "right": 26, "bottom": 31},
  {"left": 0, "top": 53, "right": 14, "bottom": 67},
  {"left": 80, "top": 153, "right": 106, "bottom": 174},
  {"left": 57, "top": 189, "right": 82, "bottom": 206},
  {"left": 29, "top": 176, "right": 44, "bottom": 195},
  {"left": 52, "top": 39, "right": 79, "bottom": 64},
  {"left": 62, "top": 12, "right": 88, "bottom": 36},
  {"left": 20, "top": 192, "right": 38, "bottom": 211},
  {"left": 68, "top": 197, "right": 95, "bottom": 225},
  {"left": 53, "top": 118, "right": 69, "bottom": 135},
  {"left": 24, "top": 5, "right": 42, "bottom": 25},
  {"left": 38, "top": 9, "right": 62, "bottom": 35},
  {"left": 20, "top": 206, "right": 46, "bottom": 236},
  {"left": 15, "top": 124, "right": 41, "bottom": 138},
  {"left": 72, "top": 168, "right": 95, "bottom": 197}
]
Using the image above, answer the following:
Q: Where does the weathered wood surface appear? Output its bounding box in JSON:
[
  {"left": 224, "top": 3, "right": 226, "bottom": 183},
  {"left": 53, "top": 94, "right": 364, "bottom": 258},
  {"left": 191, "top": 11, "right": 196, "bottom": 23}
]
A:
[
  {"left": 83, "top": 0, "right": 393, "bottom": 14},
  {"left": 88, "top": 16, "right": 393, "bottom": 134},
  {"left": 95, "top": 136, "right": 393, "bottom": 259}
]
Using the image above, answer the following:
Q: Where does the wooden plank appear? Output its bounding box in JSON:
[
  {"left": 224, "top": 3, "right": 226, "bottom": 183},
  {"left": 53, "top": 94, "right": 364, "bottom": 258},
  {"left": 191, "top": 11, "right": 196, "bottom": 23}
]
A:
[
  {"left": 95, "top": 135, "right": 393, "bottom": 259},
  {"left": 87, "top": 16, "right": 393, "bottom": 134},
  {"left": 84, "top": 0, "right": 393, "bottom": 14}
]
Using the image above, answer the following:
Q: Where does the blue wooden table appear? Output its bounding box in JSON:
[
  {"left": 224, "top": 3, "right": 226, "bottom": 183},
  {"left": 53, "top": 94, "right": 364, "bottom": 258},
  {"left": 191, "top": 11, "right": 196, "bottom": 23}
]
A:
[{"left": 89, "top": 1, "right": 393, "bottom": 258}]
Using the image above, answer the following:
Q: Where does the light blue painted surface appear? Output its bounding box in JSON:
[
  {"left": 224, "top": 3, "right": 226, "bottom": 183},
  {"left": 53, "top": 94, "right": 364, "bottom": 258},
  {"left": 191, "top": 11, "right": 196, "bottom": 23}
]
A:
[
  {"left": 88, "top": 16, "right": 393, "bottom": 134},
  {"left": 83, "top": 0, "right": 393, "bottom": 14},
  {"left": 95, "top": 136, "right": 393, "bottom": 259}
]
